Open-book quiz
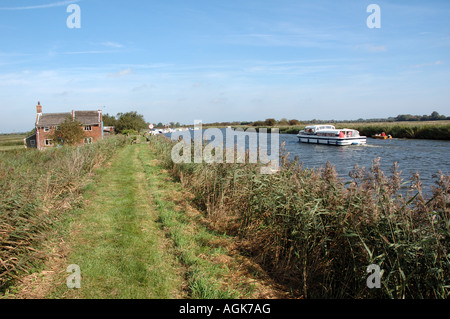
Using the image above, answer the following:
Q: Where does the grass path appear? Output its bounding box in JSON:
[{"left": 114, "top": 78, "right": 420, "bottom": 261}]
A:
[
  {"left": 15, "top": 143, "right": 287, "bottom": 299},
  {"left": 56, "top": 144, "right": 185, "bottom": 298}
]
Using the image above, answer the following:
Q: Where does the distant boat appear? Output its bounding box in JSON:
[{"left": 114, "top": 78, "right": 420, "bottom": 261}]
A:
[
  {"left": 297, "top": 125, "right": 366, "bottom": 146},
  {"left": 372, "top": 133, "right": 392, "bottom": 139}
]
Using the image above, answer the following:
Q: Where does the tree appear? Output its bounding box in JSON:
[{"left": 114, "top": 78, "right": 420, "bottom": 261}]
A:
[
  {"left": 430, "top": 111, "right": 445, "bottom": 120},
  {"left": 115, "top": 111, "right": 147, "bottom": 134},
  {"left": 103, "top": 113, "right": 117, "bottom": 126},
  {"left": 50, "top": 116, "right": 85, "bottom": 146},
  {"left": 25, "top": 127, "right": 36, "bottom": 137},
  {"left": 264, "top": 118, "right": 277, "bottom": 126},
  {"left": 252, "top": 120, "right": 265, "bottom": 126}
]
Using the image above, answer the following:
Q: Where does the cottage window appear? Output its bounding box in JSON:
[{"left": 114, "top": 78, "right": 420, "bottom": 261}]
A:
[
  {"left": 44, "top": 127, "right": 50, "bottom": 132},
  {"left": 84, "top": 137, "right": 93, "bottom": 144},
  {"left": 84, "top": 125, "right": 92, "bottom": 131},
  {"left": 44, "top": 139, "right": 53, "bottom": 146},
  {"left": 30, "top": 140, "right": 36, "bottom": 146}
]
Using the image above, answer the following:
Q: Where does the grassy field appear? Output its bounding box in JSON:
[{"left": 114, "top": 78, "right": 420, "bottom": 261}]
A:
[{"left": 0, "top": 134, "right": 26, "bottom": 151}]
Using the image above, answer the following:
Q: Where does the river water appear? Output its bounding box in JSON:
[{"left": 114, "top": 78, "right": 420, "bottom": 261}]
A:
[
  {"left": 280, "top": 133, "right": 450, "bottom": 191},
  {"left": 166, "top": 128, "right": 450, "bottom": 192}
]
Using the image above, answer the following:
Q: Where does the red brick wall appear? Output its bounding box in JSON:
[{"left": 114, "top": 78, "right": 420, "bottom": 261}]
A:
[
  {"left": 36, "top": 124, "right": 102, "bottom": 150},
  {"left": 37, "top": 127, "right": 53, "bottom": 150},
  {"left": 81, "top": 125, "right": 102, "bottom": 144}
]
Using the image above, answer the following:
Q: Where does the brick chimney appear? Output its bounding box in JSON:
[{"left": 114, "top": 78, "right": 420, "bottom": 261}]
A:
[{"left": 36, "top": 101, "right": 42, "bottom": 114}]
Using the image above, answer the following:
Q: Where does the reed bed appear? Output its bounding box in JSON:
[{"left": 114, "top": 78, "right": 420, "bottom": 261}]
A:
[
  {"left": 346, "top": 123, "right": 450, "bottom": 140},
  {"left": 0, "top": 136, "right": 127, "bottom": 292},
  {"left": 149, "top": 135, "right": 449, "bottom": 298}
]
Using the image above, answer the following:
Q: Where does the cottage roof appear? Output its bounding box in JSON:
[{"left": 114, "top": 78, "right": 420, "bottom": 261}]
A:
[
  {"left": 36, "top": 110, "right": 101, "bottom": 127},
  {"left": 36, "top": 112, "right": 71, "bottom": 127},
  {"left": 74, "top": 111, "right": 101, "bottom": 125}
]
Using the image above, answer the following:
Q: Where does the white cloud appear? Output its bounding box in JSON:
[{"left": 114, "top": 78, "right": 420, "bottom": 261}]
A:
[
  {"left": 0, "top": 0, "right": 80, "bottom": 10},
  {"left": 100, "top": 41, "right": 124, "bottom": 49},
  {"left": 62, "top": 50, "right": 117, "bottom": 55},
  {"left": 409, "top": 60, "right": 444, "bottom": 69},
  {"left": 131, "top": 84, "right": 155, "bottom": 92},
  {"left": 108, "top": 68, "right": 132, "bottom": 77},
  {"left": 356, "top": 44, "right": 387, "bottom": 53}
]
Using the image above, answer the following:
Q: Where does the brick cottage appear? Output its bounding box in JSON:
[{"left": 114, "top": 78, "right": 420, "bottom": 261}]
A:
[{"left": 25, "top": 102, "right": 104, "bottom": 150}]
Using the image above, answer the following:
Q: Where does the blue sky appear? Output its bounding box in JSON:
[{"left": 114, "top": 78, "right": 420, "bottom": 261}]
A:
[{"left": 0, "top": 0, "right": 449, "bottom": 132}]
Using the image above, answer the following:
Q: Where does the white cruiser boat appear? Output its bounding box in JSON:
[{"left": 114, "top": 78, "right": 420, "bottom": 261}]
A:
[{"left": 297, "top": 125, "right": 366, "bottom": 146}]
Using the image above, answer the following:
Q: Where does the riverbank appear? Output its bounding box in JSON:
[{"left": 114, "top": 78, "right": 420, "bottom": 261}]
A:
[
  {"left": 222, "top": 121, "right": 450, "bottom": 140},
  {"left": 150, "top": 135, "right": 450, "bottom": 298}
]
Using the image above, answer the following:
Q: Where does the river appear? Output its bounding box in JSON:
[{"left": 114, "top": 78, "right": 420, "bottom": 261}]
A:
[{"left": 280, "top": 133, "right": 450, "bottom": 191}]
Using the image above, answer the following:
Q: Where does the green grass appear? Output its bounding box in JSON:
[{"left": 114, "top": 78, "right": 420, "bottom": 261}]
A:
[
  {"left": 0, "top": 145, "right": 24, "bottom": 151},
  {"left": 0, "top": 134, "right": 26, "bottom": 151},
  {"left": 138, "top": 144, "right": 243, "bottom": 299},
  {"left": 56, "top": 145, "right": 184, "bottom": 298},
  {"left": 49, "top": 143, "right": 251, "bottom": 299},
  {"left": 0, "top": 136, "right": 128, "bottom": 295}
]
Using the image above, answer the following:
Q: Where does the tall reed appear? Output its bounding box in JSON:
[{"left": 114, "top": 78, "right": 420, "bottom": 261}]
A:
[
  {"left": 149, "top": 135, "right": 449, "bottom": 298},
  {"left": 0, "top": 136, "right": 127, "bottom": 291}
]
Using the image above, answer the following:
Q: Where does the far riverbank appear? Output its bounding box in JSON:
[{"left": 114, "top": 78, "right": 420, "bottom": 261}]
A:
[{"left": 204, "top": 121, "right": 450, "bottom": 140}]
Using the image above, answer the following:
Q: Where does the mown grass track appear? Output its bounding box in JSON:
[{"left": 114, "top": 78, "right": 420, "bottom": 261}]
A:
[{"left": 46, "top": 144, "right": 283, "bottom": 299}]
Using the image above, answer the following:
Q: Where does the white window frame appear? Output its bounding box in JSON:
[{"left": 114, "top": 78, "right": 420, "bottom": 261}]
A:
[
  {"left": 84, "top": 137, "right": 93, "bottom": 145},
  {"left": 84, "top": 125, "right": 92, "bottom": 131},
  {"left": 44, "top": 139, "right": 53, "bottom": 146},
  {"left": 30, "top": 140, "right": 36, "bottom": 146},
  {"left": 44, "top": 127, "right": 50, "bottom": 132}
]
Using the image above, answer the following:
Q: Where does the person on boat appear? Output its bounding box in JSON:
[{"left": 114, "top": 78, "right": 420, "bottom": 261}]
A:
[
  {"left": 339, "top": 131, "right": 345, "bottom": 138},
  {"left": 381, "top": 132, "right": 386, "bottom": 137}
]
